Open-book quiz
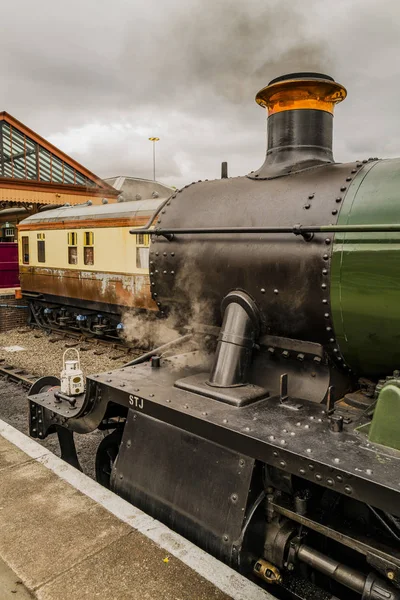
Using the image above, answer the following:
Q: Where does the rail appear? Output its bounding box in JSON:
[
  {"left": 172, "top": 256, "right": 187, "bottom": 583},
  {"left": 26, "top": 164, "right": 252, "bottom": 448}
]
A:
[{"left": 0, "top": 363, "right": 37, "bottom": 388}]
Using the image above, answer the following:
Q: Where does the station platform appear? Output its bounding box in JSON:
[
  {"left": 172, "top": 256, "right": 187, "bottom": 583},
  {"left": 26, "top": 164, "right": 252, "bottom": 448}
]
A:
[{"left": 0, "top": 420, "right": 272, "bottom": 600}]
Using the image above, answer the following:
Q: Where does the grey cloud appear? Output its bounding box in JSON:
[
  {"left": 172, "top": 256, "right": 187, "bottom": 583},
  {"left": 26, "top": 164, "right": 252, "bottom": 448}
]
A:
[{"left": 2, "top": 0, "right": 400, "bottom": 186}]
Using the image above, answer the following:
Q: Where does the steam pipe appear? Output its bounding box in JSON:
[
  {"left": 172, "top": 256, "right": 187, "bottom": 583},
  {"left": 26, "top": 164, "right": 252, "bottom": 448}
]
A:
[
  {"left": 296, "top": 544, "right": 400, "bottom": 599},
  {"left": 123, "top": 333, "right": 193, "bottom": 367},
  {"left": 297, "top": 545, "right": 365, "bottom": 593},
  {"left": 208, "top": 291, "right": 260, "bottom": 388}
]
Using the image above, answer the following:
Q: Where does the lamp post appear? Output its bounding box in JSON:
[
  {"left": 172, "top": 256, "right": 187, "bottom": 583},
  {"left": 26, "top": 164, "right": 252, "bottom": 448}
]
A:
[{"left": 148, "top": 137, "right": 160, "bottom": 181}]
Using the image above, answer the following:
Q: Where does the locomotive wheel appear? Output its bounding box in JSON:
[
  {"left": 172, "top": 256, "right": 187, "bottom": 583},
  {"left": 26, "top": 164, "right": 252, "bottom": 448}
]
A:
[{"left": 95, "top": 429, "right": 122, "bottom": 489}]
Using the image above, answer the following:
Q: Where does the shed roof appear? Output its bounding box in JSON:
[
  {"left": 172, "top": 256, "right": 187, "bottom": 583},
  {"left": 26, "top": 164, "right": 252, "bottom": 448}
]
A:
[{"left": 20, "top": 197, "right": 165, "bottom": 225}]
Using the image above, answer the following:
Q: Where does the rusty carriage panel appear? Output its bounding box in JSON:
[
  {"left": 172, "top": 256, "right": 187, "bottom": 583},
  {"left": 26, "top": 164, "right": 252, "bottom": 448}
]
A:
[{"left": 20, "top": 266, "right": 156, "bottom": 311}]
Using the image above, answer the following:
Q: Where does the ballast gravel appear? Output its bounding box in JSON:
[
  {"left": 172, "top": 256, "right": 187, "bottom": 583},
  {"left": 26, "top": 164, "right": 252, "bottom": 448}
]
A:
[
  {"left": 0, "top": 328, "right": 137, "bottom": 378},
  {"left": 0, "top": 328, "right": 142, "bottom": 478}
]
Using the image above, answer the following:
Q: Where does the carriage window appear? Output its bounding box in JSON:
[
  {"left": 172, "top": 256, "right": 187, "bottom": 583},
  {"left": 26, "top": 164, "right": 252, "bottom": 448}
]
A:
[
  {"left": 83, "top": 231, "right": 94, "bottom": 265},
  {"left": 37, "top": 241, "right": 45, "bottom": 263},
  {"left": 136, "top": 233, "right": 150, "bottom": 269},
  {"left": 22, "top": 236, "right": 29, "bottom": 264},
  {"left": 69, "top": 247, "right": 78, "bottom": 264},
  {"left": 37, "top": 233, "right": 45, "bottom": 263},
  {"left": 68, "top": 232, "right": 78, "bottom": 265}
]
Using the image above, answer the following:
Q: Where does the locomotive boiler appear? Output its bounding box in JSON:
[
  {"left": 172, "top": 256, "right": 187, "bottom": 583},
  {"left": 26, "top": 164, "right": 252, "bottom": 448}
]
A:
[{"left": 28, "top": 73, "right": 400, "bottom": 600}]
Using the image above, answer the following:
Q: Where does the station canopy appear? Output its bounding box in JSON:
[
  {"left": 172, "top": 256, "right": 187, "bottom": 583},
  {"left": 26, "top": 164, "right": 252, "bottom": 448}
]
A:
[{"left": 0, "top": 112, "right": 117, "bottom": 199}]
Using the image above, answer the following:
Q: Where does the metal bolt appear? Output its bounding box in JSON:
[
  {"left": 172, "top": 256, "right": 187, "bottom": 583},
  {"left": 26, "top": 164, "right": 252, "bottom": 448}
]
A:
[
  {"left": 344, "top": 485, "right": 352, "bottom": 495},
  {"left": 231, "top": 493, "right": 238, "bottom": 503},
  {"left": 325, "top": 238, "right": 331, "bottom": 245},
  {"left": 304, "top": 203, "right": 311, "bottom": 209},
  {"left": 323, "top": 254, "right": 329, "bottom": 260},
  {"left": 322, "top": 299, "right": 328, "bottom": 304},
  {"left": 297, "top": 353, "right": 304, "bottom": 361},
  {"left": 346, "top": 177, "right": 352, "bottom": 182},
  {"left": 261, "top": 288, "right": 266, "bottom": 293},
  {"left": 315, "top": 474, "right": 322, "bottom": 481},
  {"left": 267, "top": 347, "right": 275, "bottom": 354},
  {"left": 313, "top": 356, "right": 322, "bottom": 364},
  {"left": 332, "top": 209, "right": 338, "bottom": 215},
  {"left": 327, "top": 478, "right": 334, "bottom": 486},
  {"left": 299, "top": 468, "right": 306, "bottom": 475},
  {"left": 308, "top": 194, "right": 314, "bottom": 199},
  {"left": 273, "top": 289, "right": 279, "bottom": 294},
  {"left": 223, "top": 535, "right": 229, "bottom": 542},
  {"left": 340, "top": 186, "right": 347, "bottom": 192},
  {"left": 322, "top": 268, "right": 328, "bottom": 275},
  {"left": 324, "top": 313, "right": 330, "bottom": 318},
  {"left": 282, "top": 350, "right": 289, "bottom": 358},
  {"left": 387, "top": 571, "right": 395, "bottom": 581},
  {"left": 321, "top": 283, "right": 327, "bottom": 289}
]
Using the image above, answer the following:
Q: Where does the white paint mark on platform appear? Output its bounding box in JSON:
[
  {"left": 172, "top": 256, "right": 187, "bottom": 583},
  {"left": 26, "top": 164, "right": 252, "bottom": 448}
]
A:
[{"left": 2, "top": 346, "right": 25, "bottom": 352}]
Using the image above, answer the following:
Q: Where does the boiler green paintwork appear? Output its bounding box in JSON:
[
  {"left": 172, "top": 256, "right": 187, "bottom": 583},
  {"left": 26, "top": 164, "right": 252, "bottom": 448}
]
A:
[{"left": 331, "top": 159, "right": 400, "bottom": 377}]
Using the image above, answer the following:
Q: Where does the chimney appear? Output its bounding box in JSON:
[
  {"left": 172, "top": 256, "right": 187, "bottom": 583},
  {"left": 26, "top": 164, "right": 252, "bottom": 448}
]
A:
[{"left": 248, "top": 72, "right": 346, "bottom": 179}]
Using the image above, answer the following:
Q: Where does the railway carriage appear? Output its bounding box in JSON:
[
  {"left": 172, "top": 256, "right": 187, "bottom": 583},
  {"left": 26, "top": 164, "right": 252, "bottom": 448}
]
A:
[{"left": 17, "top": 198, "right": 166, "bottom": 336}]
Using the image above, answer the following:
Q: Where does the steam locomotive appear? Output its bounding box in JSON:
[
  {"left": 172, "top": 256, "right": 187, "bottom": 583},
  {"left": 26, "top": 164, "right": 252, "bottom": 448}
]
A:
[{"left": 28, "top": 73, "right": 400, "bottom": 600}]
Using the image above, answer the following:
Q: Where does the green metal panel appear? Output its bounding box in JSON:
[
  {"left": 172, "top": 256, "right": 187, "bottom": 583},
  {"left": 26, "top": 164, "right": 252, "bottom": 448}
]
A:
[
  {"left": 331, "top": 159, "right": 400, "bottom": 377},
  {"left": 364, "top": 381, "right": 400, "bottom": 450}
]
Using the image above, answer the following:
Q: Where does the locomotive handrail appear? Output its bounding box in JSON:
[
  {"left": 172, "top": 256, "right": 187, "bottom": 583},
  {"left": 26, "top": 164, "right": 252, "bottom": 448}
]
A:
[{"left": 131, "top": 223, "right": 400, "bottom": 241}]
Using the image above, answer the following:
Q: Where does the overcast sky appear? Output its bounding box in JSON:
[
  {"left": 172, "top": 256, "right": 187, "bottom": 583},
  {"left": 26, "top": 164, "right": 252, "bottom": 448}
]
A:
[{"left": 2, "top": 0, "right": 400, "bottom": 188}]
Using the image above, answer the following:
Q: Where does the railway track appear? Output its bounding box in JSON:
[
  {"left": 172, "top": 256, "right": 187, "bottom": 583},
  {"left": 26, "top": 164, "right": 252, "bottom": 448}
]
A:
[
  {"left": 28, "top": 325, "right": 143, "bottom": 356},
  {"left": 0, "top": 361, "right": 37, "bottom": 388}
]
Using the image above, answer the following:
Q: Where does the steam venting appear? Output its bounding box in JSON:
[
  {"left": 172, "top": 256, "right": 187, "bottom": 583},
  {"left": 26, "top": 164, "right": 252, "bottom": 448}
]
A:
[{"left": 249, "top": 72, "right": 346, "bottom": 179}]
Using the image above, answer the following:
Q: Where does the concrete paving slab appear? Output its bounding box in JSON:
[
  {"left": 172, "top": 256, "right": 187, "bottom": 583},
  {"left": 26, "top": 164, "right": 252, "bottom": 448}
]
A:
[
  {"left": 0, "top": 421, "right": 273, "bottom": 600},
  {"left": 0, "top": 557, "right": 35, "bottom": 600},
  {"left": 0, "top": 459, "right": 131, "bottom": 590},
  {"left": 37, "top": 531, "right": 231, "bottom": 600}
]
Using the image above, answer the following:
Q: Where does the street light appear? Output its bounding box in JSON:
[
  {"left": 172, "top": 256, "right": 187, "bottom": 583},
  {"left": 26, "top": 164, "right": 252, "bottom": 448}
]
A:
[{"left": 148, "top": 137, "right": 160, "bottom": 181}]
